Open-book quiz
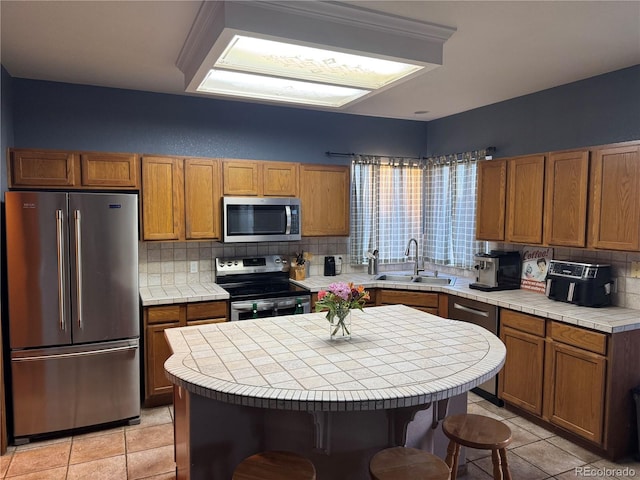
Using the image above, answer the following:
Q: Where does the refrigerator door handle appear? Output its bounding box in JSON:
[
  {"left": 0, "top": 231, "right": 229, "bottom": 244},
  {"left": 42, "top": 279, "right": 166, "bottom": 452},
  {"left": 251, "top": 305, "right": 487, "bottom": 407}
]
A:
[
  {"left": 12, "top": 344, "right": 138, "bottom": 362},
  {"left": 74, "top": 209, "right": 83, "bottom": 329},
  {"left": 56, "top": 209, "right": 66, "bottom": 332}
]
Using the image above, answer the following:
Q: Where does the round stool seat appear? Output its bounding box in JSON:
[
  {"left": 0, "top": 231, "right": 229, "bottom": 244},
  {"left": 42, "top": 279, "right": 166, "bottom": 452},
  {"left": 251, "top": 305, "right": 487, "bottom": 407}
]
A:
[
  {"left": 442, "top": 414, "right": 512, "bottom": 480},
  {"left": 442, "top": 413, "right": 512, "bottom": 449},
  {"left": 370, "top": 446, "right": 450, "bottom": 480},
  {"left": 233, "top": 451, "right": 316, "bottom": 480}
]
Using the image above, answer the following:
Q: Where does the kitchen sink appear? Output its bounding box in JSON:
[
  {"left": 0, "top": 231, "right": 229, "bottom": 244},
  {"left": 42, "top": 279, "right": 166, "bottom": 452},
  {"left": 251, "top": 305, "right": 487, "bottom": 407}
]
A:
[
  {"left": 373, "top": 274, "right": 415, "bottom": 282},
  {"left": 374, "top": 273, "right": 455, "bottom": 285},
  {"left": 413, "top": 276, "right": 454, "bottom": 285}
]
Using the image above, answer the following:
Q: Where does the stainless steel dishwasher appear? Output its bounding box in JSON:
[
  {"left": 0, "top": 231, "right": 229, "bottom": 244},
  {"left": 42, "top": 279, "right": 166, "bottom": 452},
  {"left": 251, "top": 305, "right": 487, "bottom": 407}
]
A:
[{"left": 448, "top": 296, "right": 503, "bottom": 406}]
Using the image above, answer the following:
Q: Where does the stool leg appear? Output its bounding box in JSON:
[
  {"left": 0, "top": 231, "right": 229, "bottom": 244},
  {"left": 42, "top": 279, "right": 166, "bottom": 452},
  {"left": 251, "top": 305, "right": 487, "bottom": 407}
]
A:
[
  {"left": 490, "top": 449, "right": 504, "bottom": 480},
  {"left": 499, "top": 448, "right": 511, "bottom": 480},
  {"left": 445, "top": 440, "right": 460, "bottom": 480}
]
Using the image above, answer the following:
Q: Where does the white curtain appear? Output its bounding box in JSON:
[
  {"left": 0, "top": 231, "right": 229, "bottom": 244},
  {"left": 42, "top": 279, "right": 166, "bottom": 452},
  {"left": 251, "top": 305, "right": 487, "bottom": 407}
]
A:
[{"left": 351, "top": 153, "right": 483, "bottom": 269}]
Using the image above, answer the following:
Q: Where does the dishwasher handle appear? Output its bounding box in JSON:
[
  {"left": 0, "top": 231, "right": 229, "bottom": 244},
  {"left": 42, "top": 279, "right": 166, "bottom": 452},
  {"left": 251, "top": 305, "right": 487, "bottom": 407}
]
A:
[{"left": 452, "top": 302, "right": 490, "bottom": 317}]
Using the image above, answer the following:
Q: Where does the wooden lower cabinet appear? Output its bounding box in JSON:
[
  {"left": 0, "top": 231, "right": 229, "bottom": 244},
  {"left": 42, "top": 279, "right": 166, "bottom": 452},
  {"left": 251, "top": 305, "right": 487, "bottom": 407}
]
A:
[
  {"left": 147, "top": 323, "right": 177, "bottom": 403},
  {"left": 498, "top": 309, "right": 639, "bottom": 459},
  {"left": 376, "top": 290, "right": 441, "bottom": 316},
  {"left": 144, "top": 301, "right": 227, "bottom": 406},
  {"left": 544, "top": 341, "right": 606, "bottom": 443},
  {"left": 499, "top": 310, "right": 545, "bottom": 415}
]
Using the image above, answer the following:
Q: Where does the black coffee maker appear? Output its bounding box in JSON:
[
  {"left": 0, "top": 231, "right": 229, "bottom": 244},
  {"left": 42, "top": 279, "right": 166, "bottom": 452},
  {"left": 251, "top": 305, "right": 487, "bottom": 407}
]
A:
[
  {"left": 469, "top": 250, "right": 522, "bottom": 291},
  {"left": 324, "top": 256, "right": 336, "bottom": 276}
]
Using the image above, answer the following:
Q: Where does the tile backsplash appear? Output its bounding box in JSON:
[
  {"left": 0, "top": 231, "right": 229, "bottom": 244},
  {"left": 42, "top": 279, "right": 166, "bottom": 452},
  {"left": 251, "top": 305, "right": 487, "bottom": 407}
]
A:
[
  {"left": 138, "top": 237, "right": 352, "bottom": 287},
  {"left": 492, "top": 243, "right": 640, "bottom": 310},
  {"left": 139, "top": 239, "right": 640, "bottom": 310}
]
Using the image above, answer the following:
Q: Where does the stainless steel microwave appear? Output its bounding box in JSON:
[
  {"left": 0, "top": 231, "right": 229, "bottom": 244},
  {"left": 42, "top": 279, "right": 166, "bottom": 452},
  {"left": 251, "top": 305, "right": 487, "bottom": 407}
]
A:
[{"left": 222, "top": 197, "right": 301, "bottom": 243}]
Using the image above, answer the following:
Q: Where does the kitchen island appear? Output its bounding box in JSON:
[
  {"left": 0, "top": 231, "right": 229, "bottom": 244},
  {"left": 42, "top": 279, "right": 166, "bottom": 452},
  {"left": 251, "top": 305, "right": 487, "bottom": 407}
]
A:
[{"left": 164, "top": 304, "right": 506, "bottom": 480}]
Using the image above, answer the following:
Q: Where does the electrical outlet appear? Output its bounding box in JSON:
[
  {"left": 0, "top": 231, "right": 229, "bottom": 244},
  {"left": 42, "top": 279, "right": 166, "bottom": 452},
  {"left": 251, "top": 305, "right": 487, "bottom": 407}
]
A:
[
  {"left": 190, "top": 261, "right": 198, "bottom": 273},
  {"left": 631, "top": 261, "right": 640, "bottom": 279}
]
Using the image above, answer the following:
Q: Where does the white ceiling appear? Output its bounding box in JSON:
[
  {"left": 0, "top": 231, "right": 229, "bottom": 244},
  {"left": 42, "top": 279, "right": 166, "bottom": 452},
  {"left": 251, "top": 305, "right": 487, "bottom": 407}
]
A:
[{"left": 1, "top": 1, "right": 639, "bottom": 122}]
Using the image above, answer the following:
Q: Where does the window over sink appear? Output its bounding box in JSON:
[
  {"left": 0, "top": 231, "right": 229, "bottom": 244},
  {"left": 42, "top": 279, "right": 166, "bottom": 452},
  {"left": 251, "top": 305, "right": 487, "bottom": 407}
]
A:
[{"left": 350, "top": 153, "right": 483, "bottom": 269}]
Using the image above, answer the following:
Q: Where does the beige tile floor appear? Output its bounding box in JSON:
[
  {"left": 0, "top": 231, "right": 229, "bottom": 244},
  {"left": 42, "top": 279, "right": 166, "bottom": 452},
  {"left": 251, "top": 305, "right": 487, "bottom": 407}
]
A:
[{"left": 0, "top": 393, "right": 638, "bottom": 479}]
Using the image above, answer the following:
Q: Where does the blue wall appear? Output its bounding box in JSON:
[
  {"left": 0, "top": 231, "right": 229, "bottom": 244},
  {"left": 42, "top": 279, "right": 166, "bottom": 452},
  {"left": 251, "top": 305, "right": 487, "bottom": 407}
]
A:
[
  {"left": 4, "top": 65, "right": 639, "bottom": 171},
  {"left": 426, "top": 65, "right": 640, "bottom": 158},
  {"left": 1, "top": 66, "right": 14, "bottom": 193},
  {"left": 10, "top": 79, "right": 428, "bottom": 165}
]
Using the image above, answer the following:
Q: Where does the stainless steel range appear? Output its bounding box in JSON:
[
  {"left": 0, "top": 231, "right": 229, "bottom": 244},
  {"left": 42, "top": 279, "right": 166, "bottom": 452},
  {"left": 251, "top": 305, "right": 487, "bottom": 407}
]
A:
[{"left": 215, "top": 255, "right": 311, "bottom": 321}]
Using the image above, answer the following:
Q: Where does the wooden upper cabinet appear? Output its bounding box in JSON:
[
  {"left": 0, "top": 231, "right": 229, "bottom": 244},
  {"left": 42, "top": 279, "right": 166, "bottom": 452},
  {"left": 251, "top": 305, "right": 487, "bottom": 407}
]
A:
[
  {"left": 262, "top": 161, "right": 299, "bottom": 196},
  {"left": 9, "top": 149, "right": 78, "bottom": 187},
  {"left": 475, "top": 159, "right": 507, "bottom": 241},
  {"left": 142, "top": 156, "right": 185, "bottom": 241},
  {"left": 506, "top": 154, "right": 545, "bottom": 244},
  {"left": 184, "top": 158, "right": 221, "bottom": 240},
  {"left": 300, "top": 164, "right": 350, "bottom": 236},
  {"left": 80, "top": 152, "right": 139, "bottom": 188},
  {"left": 223, "top": 160, "right": 260, "bottom": 196},
  {"left": 8, "top": 148, "right": 139, "bottom": 189},
  {"left": 223, "top": 160, "right": 298, "bottom": 196},
  {"left": 543, "top": 150, "right": 589, "bottom": 247},
  {"left": 589, "top": 143, "right": 640, "bottom": 251}
]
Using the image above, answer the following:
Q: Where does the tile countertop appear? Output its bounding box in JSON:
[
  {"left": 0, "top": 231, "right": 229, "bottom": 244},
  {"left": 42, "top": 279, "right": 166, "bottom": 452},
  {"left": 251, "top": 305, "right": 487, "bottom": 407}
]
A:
[
  {"left": 140, "top": 273, "right": 640, "bottom": 333},
  {"left": 293, "top": 273, "right": 640, "bottom": 334},
  {"left": 164, "top": 304, "right": 506, "bottom": 412},
  {"left": 139, "top": 283, "right": 229, "bottom": 306}
]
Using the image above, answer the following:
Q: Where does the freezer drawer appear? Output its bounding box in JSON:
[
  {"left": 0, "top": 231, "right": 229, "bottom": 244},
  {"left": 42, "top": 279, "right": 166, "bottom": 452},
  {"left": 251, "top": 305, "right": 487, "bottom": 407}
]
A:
[{"left": 11, "top": 339, "right": 140, "bottom": 438}]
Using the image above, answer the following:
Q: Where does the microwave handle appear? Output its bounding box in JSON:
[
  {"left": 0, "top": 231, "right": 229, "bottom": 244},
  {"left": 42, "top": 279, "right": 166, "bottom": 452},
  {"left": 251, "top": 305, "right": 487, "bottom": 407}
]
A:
[{"left": 285, "top": 205, "right": 291, "bottom": 234}]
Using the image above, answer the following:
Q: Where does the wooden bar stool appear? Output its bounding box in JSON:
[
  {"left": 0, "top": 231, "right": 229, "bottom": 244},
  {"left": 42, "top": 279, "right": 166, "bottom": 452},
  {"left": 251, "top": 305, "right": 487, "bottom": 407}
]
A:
[
  {"left": 369, "top": 446, "right": 450, "bottom": 480},
  {"left": 442, "top": 414, "right": 512, "bottom": 480},
  {"left": 233, "top": 451, "right": 316, "bottom": 480}
]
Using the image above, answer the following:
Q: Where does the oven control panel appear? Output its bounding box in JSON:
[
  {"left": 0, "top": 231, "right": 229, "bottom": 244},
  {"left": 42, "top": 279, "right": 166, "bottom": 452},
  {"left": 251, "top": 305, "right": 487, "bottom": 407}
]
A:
[{"left": 215, "top": 255, "right": 289, "bottom": 276}]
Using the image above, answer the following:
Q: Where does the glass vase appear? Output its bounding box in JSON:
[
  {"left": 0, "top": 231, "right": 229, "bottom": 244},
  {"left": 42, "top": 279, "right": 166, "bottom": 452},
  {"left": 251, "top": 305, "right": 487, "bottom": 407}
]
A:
[{"left": 329, "top": 307, "right": 351, "bottom": 341}]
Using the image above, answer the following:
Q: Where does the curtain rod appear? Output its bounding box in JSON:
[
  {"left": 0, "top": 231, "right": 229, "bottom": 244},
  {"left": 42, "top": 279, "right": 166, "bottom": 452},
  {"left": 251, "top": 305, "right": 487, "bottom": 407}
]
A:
[
  {"left": 326, "top": 146, "right": 496, "bottom": 163},
  {"left": 325, "top": 151, "right": 422, "bottom": 160}
]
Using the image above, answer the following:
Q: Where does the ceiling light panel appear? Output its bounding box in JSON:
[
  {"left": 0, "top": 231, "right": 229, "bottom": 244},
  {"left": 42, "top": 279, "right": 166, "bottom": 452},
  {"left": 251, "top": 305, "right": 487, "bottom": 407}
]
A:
[
  {"left": 198, "top": 69, "right": 370, "bottom": 107},
  {"left": 214, "top": 35, "right": 424, "bottom": 90},
  {"left": 177, "top": 2, "right": 456, "bottom": 110}
]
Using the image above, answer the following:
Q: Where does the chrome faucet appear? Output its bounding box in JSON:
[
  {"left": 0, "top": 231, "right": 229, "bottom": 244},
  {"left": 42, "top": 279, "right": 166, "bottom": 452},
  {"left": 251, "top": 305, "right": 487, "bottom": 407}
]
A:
[{"left": 404, "top": 238, "right": 423, "bottom": 276}]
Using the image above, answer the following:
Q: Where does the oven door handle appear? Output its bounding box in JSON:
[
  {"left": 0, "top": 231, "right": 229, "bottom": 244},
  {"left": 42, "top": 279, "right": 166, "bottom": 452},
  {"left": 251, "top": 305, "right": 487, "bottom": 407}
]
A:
[
  {"left": 232, "top": 301, "right": 275, "bottom": 311},
  {"left": 276, "top": 298, "right": 310, "bottom": 309}
]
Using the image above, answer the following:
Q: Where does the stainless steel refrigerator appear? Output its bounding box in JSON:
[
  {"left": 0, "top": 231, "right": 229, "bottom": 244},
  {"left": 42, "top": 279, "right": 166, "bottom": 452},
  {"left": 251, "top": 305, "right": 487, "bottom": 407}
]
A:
[{"left": 5, "top": 191, "right": 140, "bottom": 441}]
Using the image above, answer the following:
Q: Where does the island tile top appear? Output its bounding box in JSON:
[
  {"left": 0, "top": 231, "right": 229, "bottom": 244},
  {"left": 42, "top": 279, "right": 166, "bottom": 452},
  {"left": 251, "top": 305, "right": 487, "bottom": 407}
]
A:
[{"left": 164, "top": 305, "right": 506, "bottom": 412}]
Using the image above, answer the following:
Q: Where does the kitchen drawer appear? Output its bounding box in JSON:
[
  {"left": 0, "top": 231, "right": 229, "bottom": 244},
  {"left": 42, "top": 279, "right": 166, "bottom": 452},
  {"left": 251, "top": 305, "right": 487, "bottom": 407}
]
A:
[
  {"left": 146, "top": 305, "right": 181, "bottom": 325},
  {"left": 377, "top": 290, "right": 439, "bottom": 308},
  {"left": 186, "top": 301, "right": 227, "bottom": 321},
  {"left": 501, "top": 310, "right": 545, "bottom": 337},
  {"left": 549, "top": 321, "right": 607, "bottom": 355},
  {"left": 187, "top": 318, "right": 227, "bottom": 326}
]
